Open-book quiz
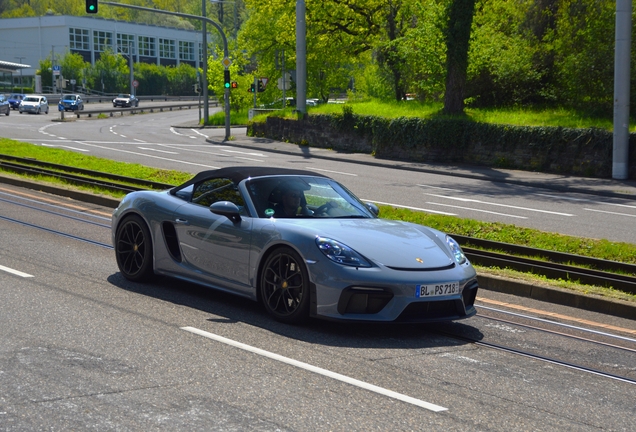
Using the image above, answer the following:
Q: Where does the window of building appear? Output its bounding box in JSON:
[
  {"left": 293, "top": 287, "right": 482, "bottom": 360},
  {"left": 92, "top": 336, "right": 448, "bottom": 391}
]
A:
[
  {"left": 117, "top": 33, "right": 135, "bottom": 55},
  {"left": 138, "top": 36, "right": 156, "bottom": 57},
  {"left": 179, "top": 41, "right": 195, "bottom": 61},
  {"left": 69, "top": 28, "right": 90, "bottom": 50},
  {"left": 159, "top": 39, "right": 176, "bottom": 59},
  {"left": 93, "top": 30, "right": 113, "bottom": 52}
]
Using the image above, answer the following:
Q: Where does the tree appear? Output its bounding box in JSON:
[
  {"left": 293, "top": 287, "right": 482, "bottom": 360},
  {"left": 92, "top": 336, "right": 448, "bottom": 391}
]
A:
[
  {"left": 91, "top": 49, "right": 129, "bottom": 93},
  {"left": 443, "top": 0, "right": 476, "bottom": 114}
]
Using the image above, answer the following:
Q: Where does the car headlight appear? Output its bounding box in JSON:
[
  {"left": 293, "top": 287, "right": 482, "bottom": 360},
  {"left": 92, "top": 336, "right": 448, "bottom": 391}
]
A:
[
  {"left": 316, "top": 237, "right": 371, "bottom": 267},
  {"left": 446, "top": 235, "right": 467, "bottom": 265}
]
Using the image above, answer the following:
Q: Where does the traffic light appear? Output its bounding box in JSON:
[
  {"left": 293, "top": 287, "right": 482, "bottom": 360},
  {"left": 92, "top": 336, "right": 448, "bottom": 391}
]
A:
[
  {"left": 223, "top": 69, "right": 230, "bottom": 89},
  {"left": 86, "top": 0, "right": 98, "bottom": 13},
  {"left": 257, "top": 79, "right": 265, "bottom": 92},
  {"left": 231, "top": 81, "right": 238, "bottom": 89},
  {"left": 248, "top": 83, "right": 255, "bottom": 93}
]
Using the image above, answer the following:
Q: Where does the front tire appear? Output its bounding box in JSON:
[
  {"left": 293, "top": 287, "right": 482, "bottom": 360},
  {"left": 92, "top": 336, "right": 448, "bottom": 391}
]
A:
[
  {"left": 115, "top": 214, "right": 154, "bottom": 282},
  {"left": 260, "top": 247, "right": 310, "bottom": 324}
]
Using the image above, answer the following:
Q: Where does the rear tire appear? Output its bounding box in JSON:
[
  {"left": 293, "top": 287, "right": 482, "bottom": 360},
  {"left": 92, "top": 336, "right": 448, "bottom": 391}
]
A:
[{"left": 115, "top": 214, "right": 154, "bottom": 282}]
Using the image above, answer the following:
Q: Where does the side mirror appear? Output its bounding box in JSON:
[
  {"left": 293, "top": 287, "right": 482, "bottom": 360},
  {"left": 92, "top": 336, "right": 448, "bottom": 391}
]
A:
[
  {"left": 210, "top": 201, "right": 242, "bottom": 223},
  {"left": 365, "top": 202, "right": 379, "bottom": 217}
]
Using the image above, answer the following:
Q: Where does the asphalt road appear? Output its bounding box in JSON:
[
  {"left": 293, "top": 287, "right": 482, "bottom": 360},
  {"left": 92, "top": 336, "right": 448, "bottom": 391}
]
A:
[
  {"left": 1, "top": 106, "right": 635, "bottom": 430},
  {"left": 0, "top": 185, "right": 635, "bottom": 431}
]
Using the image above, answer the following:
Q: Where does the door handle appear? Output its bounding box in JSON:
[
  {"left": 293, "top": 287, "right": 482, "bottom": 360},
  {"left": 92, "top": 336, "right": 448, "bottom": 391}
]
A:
[{"left": 175, "top": 218, "right": 190, "bottom": 225}]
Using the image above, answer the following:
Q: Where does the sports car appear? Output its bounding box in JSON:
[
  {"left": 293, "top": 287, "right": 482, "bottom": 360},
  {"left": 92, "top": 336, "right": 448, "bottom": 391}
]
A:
[{"left": 112, "top": 167, "right": 478, "bottom": 324}]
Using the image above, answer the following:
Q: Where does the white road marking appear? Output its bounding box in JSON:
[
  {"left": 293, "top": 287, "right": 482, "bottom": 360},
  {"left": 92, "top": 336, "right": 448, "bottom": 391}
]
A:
[
  {"left": 417, "top": 184, "right": 462, "bottom": 192},
  {"left": 0, "top": 264, "right": 33, "bottom": 278},
  {"left": 191, "top": 129, "right": 209, "bottom": 138},
  {"left": 170, "top": 127, "right": 189, "bottom": 136},
  {"left": 584, "top": 208, "right": 636, "bottom": 218},
  {"left": 364, "top": 199, "right": 456, "bottom": 215},
  {"left": 134, "top": 139, "right": 147, "bottom": 143},
  {"left": 425, "top": 202, "right": 528, "bottom": 218},
  {"left": 138, "top": 147, "right": 179, "bottom": 154},
  {"left": 536, "top": 193, "right": 636, "bottom": 209},
  {"left": 181, "top": 326, "right": 448, "bottom": 412},
  {"left": 425, "top": 194, "right": 574, "bottom": 216},
  {"left": 306, "top": 167, "right": 357, "bottom": 176},
  {"left": 41, "top": 144, "right": 89, "bottom": 152},
  {"left": 42, "top": 142, "right": 221, "bottom": 170}
]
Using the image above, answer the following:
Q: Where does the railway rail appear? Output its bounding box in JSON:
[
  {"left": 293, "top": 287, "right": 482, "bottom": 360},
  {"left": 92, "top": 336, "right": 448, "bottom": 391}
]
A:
[{"left": 2, "top": 155, "right": 636, "bottom": 296}]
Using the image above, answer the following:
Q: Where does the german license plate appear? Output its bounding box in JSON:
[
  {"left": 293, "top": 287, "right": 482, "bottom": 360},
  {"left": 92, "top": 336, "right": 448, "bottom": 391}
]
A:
[{"left": 416, "top": 282, "right": 460, "bottom": 298}]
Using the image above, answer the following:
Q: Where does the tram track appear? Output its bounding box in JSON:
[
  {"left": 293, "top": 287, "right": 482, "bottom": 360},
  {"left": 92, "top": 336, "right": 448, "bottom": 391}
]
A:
[
  {"left": 435, "top": 306, "right": 636, "bottom": 385},
  {"left": 2, "top": 155, "right": 636, "bottom": 296}
]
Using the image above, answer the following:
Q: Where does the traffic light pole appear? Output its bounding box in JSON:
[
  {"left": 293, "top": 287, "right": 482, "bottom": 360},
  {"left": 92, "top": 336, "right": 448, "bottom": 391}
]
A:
[{"left": 102, "top": 2, "right": 231, "bottom": 140}]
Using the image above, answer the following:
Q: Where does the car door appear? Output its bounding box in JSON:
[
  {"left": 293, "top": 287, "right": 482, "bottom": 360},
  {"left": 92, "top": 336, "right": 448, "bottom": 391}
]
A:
[{"left": 173, "top": 177, "right": 253, "bottom": 289}]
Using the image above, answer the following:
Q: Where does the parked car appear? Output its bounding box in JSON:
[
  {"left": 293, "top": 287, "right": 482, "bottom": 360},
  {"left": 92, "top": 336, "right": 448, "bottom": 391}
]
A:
[
  {"left": 59, "top": 94, "right": 84, "bottom": 111},
  {"left": 7, "top": 93, "right": 25, "bottom": 110},
  {"left": 0, "top": 94, "right": 10, "bottom": 116},
  {"left": 113, "top": 93, "right": 139, "bottom": 107},
  {"left": 112, "top": 166, "right": 479, "bottom": 324},
  {"left": 19, "top": 95, "right": 49, "bottom": 114}
]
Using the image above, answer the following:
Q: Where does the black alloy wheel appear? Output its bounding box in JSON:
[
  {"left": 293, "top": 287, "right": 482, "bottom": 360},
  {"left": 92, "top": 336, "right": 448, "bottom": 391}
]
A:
[
  {"left": 260, "top": 247, "right": 310, "bottom": 324},
  {"left": 115, "top": 214, "right": 154, "bottom": 282}
]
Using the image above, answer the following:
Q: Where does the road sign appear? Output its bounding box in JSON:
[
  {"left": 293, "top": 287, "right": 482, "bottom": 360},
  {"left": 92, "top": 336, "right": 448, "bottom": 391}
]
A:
[
  {"left": 222, "top": 57, "right": 232, "bottom": 68},
  {"left": 132, "top": 80, "right": 139, "bottom": 88},
  {"left": 53, "top": 65, "right": 61, "bottom": 76},
  {"left": 260, "top": 77, "right": 269, "bottom": 87}
]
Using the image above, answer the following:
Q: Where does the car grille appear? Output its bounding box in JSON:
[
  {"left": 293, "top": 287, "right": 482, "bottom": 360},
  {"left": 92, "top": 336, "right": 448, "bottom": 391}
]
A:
[{"left": 337, "top": 287, "right": 394, "bottom": 315}]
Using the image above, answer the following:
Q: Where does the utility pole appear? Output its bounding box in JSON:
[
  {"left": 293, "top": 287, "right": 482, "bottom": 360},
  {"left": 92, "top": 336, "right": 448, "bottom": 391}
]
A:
[
  {"left": 613, "top": 0, "right": 632, "bottom": 180},
  {"left": 295, "top": 0, "right": 306, "bottom": 116},
  {"left": 202, "top": 0, "right": 209, "bottom": 125}
]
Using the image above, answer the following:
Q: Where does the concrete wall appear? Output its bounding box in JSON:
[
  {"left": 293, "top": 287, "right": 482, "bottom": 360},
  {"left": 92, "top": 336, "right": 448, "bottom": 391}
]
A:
[{"left": 250, "top": 116, "right": 636, "bottom": 179}]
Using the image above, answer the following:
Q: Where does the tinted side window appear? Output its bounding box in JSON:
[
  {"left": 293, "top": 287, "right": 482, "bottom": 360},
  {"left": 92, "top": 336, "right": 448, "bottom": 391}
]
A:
[{"left": 191, "top": 178, "right": 246, "bottom": 210}]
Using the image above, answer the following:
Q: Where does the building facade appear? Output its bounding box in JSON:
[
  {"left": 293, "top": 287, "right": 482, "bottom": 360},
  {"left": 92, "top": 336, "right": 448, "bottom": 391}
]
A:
[{"left": 0, "top": 15, "right": 204, "bottom": 87}]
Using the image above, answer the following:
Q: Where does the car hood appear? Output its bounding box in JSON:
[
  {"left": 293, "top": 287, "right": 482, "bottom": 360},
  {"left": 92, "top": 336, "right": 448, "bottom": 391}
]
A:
[
  {"left": 63, "top": 99, "right": 78, "bottom": 103},
  {"left": 275, "top": 218, "right": 455, "bottom": 269},
  {"left": 21, "top": 101, "right": 41, "bottom": 106}
]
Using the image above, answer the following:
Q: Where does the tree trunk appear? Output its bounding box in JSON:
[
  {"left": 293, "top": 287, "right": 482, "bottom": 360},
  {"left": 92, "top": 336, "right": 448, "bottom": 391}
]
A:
[{"left": 443, "top": 0, "right": 476, "bottom": 115}]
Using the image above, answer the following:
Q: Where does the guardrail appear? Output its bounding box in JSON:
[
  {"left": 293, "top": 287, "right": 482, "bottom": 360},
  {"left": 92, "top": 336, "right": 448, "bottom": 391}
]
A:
[{"left": 59, "top": 101, "right": 219, "bottom": 119}]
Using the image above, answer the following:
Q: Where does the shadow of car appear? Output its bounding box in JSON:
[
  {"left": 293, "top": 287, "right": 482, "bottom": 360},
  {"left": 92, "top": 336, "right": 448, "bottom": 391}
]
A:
[
  {"left": 113, "top": 93, "right": 139, "bottom": 108},
  {"left": 59, "top": 94, "right": 85, "bottom": 111},
  {"left": 8, "top": 93, "right": 25, "bottom": 110},
  {"left": 19, "top": 95, "right": 49, "bottom": 114},
  {"left": 0, "top": 95, "right": 10, "bottom": 116}
]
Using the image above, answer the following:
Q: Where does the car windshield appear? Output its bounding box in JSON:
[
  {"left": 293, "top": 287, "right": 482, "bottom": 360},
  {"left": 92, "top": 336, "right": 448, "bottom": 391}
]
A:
[
  {"left": 117, "top": 94, "right": 129, "bottom": 98},
  {"left": 24, "top": 97, "right": 39, "bottom": 102},
  {"left": 246, "top": 175, "right": 375, "bottom": 219},
  {"left": 65, "top": 95, "right": 77, "bottom": 100},
  {"left": 0, "top": 96, "right": 5, "bottom": 102}
]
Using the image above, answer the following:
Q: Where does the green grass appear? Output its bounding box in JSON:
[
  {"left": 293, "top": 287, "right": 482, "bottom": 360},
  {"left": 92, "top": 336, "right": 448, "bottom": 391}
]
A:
[
  {"left": 208, "top": 109, "right": 250, "bottom": 126},
  {"left": 2, "top": 139, "right": 635, "bottom": 303},
  {"left": 304, "top": 99, "right": 632, "bottom": 132}
]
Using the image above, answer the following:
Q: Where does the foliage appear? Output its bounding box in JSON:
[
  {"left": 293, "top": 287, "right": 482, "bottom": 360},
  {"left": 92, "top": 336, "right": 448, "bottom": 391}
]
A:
[
  {"left": 90, "top": 49, "right": 129, "bottom": 93},
  {"left": 2, "top": 0, "right": 635, "bottom": 119}
]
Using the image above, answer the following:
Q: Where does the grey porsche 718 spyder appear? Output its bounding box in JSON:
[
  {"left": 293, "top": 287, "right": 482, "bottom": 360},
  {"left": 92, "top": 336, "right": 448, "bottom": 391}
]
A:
[{"left": 112, "top": 167, "right": 479, "bottom": 324}]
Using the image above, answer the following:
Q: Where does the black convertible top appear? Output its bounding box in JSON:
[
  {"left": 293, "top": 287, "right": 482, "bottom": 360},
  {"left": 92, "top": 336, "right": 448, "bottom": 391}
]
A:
[{"left": 169, "top": 166, "right": 326, "bottom": 195}]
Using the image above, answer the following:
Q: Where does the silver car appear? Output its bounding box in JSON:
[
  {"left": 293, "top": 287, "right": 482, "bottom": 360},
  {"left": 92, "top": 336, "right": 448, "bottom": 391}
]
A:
[
  {"left": 19, "top": 95, "right": 49, "bottom": 114},
  {"left": 112, "top": 167, "right": 479, "bottom": 324}
]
